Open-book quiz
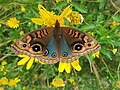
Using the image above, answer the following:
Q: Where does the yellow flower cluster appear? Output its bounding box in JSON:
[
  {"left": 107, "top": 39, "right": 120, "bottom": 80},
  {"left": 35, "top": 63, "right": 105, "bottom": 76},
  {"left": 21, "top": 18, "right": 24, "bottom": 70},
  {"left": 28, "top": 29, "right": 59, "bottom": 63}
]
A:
[
  {"left": 110, "top": 20, "right": 119, "bottom": 28},
  {"left": 67, "top": 11, "right": 84, "bottom": 25},
  {"left": 31, "top": 4, "right": 83, "bottom": 26},
  {"left": 68, "top": 77, "right": 77, "bottom": 86},
  {"left": 0, "top": 77, "right": 20, "bottom": 87},
  {"left": 31, "top": 4, "right": 73, "bottom": 26},
  {"left": 92, "top": 51, "right": 100, "bottom": 58},
  {"left": 0, "top": 61, "right": 7, "bottom": 75}
]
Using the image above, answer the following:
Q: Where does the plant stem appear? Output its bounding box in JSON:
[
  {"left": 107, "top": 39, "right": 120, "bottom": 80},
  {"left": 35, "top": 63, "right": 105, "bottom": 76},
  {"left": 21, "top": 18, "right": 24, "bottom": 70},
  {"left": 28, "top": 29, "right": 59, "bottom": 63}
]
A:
[{"left": 86, "top": 55, "right": 102, "bottom": 88}]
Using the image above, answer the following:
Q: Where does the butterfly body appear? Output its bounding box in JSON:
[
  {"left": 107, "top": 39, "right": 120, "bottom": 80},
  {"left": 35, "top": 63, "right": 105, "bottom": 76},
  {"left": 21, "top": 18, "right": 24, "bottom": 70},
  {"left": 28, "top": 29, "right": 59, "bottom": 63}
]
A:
[{"left": 12, "top": 21, "right": 100, "bottom": 64}]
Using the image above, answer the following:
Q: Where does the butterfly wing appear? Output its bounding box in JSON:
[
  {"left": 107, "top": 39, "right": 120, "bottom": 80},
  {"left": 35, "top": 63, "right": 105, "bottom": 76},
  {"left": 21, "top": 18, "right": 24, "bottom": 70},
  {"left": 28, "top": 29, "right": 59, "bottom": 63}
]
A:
[
  {"left": 60, "top": 27, "right": 100, "bottom": 62},
  {"left": 12, "top": 27, "right": 54, "bottom": 58}
]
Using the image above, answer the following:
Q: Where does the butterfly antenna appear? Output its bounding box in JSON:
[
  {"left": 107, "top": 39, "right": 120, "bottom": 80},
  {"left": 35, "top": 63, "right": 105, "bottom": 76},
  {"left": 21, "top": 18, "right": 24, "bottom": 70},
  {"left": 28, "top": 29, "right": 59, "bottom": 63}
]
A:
[{"left": 55, "top": 20, "right": 60, "bottom": 28}]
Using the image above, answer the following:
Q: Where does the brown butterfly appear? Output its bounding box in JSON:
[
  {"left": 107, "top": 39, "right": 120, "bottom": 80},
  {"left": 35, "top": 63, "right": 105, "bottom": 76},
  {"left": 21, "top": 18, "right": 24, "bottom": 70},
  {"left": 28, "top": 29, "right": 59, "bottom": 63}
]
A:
[{"left": 12, "top": 20, "right": 100, "bottom": 64}]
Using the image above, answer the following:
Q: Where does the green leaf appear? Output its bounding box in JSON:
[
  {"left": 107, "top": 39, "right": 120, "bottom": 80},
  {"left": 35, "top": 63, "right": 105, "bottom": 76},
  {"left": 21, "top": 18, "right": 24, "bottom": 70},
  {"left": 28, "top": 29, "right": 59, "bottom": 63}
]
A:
[
  {"left": 54, "top": 2, "right": 67, "bottom": 10},
  {"left": 101, "top": 47, "right": 112, "bottom": 60},
  {"left": 99, "top": 0, "right": 105, "bottom": 9},
  {"left": 112, "top": 15, "right": 120, "bottom": 22},
  {"left": 72, "top": 2, "right": 87, "bottom": 13},
  {"left": 96, "top": 13, "right": 104, "bottom": 23},
  {"left": 80, "top": 25, "right": 96, "bottom": 30}
]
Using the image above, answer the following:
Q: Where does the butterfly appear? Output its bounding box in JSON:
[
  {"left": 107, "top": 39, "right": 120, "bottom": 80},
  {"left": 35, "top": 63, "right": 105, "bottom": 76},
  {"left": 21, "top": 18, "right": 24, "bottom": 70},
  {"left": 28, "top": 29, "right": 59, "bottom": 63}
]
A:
[{"left": 12, "top": 20, "right": 100, "bottom": 64}]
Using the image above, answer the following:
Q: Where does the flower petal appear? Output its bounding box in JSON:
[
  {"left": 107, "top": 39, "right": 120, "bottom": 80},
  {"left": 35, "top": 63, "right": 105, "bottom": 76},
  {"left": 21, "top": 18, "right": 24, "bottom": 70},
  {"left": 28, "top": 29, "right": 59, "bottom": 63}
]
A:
[
  {"left": 39, "top": 9, "right": 55, "bottom": 25},
  {"left": 35, "top": 58, "right": 39, "bottom": 62},
  {"left": 31, "top": 18, "right": 44, "bottom": 25},
  {"left": 14, "top": 77, "right": 20, "bottom": 83},
  {"left": 17, "top": 56, "right": 30, "bottom": 65},
  {"left": 9, "top": 79, "right": 16, "bottom": 86},
  {"left": 71, "top": 60, "right": 82, "bottom": 71},
  {"left": 58, "top": 62, "right": 71, "bottom": 73},
  {"left": 18, "top": 54, "right": 28, "bottom": 57},
  {"left": 26, "top": 57, "right": 34, "bottom": 70},
  {"left": 21, "top": 6, "right": 25, "bottom": 12},
  {"left": 38, "top": 4, "right": 46, "bottom": 11},
  {"left": 112, "top": 49, "right": 117, "bottom": 54},
  {"left": 58, "top": 62, "right": 65, "bottom": 72},
  {"left": 35, "top": 58, "right": 45, "bottom": 64},
  {"left": 64, "top": 63, "right": 71, "bottom": 73},
  {"left": 59, "top": 5, "right": 72, "bottom": 21}
]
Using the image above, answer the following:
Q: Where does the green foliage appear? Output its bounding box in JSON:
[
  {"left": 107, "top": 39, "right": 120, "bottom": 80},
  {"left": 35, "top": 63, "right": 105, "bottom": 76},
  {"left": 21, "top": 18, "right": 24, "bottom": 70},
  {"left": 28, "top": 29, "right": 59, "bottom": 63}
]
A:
[{"left": 0, "top": 0, "right": 120, "bottom": 90}]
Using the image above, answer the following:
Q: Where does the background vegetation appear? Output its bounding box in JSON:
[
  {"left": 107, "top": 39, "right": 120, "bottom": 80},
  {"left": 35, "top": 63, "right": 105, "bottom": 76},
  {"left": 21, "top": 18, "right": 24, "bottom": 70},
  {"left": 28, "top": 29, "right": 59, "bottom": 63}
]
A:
[{"left": 0, "top": 0, "right": 120, "bottom": 90}]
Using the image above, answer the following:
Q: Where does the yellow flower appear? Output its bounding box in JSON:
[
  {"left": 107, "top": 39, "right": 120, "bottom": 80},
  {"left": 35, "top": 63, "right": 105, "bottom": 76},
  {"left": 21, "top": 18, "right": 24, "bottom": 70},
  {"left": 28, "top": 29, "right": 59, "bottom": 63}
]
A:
[
  {"left": 0, "top": 66, "right": 4, "bottom": 71},
  {"left": 52, "top": 76, "right": 65, "bottom": 87},
  {"left": 91, "top": 32, "right": 94, "bottom": 37},
  {"left": 13, "top": 2, "right": 18, "bottom": 6},
  {"left": 13, "top": 39, "right": 16, "bottom": 42},
  {"left": 2, "top": 6, "right": 8, "bottom": 11},
  {"left": 112, "top": 20, "right": 117, "bottom": 26},
  {"left": 2, "top": 61, "right": 7, "bottom": 66},
  {"left": 31, "top": 4, "right": 72, "bottom": 26},
  {"left": 112, "top": 48, "right": 117, "bottom": 54},
  {"left": 92, "top": 51, "right": 100, "bottom": 58},
  {"left": 0, "top": 87, "right": 4, "bottom": 90},
  {"left": 0, "top": 77, "right": 8, "bottom": 85},
  {"left": 34, "top": 74, "right": 38, "bottom": 79},
  {"left": 17, "top": 54, "right": 44, "bottom": 70},
  {"left": 116, "top": 80, "right": 120, "bottom": 88},
  {"left": 58, "top": 59, "right": 82, "bottom": 73},
  {"left": 8, "top": 77, "right": 20, "bottom": 86},
  {"left": 48, "top": 85, "right": 52, "bottom": 88},
  {"left": 0, "top": 61, "right": 7, "bottom": 71},
  {"left": 56, "top": 0, "right": 63, "bottom": 3},
  {"left": 19, "top": 31, "right": 24, "bottom": 36},
  {"left": 20, "top": 6, "right": 25, "bottom": 12},
  {"left": 7, "top": 17, "right": 20, "bottom": 28},
  {"left": 110, "top": 20, "right": 119, "bottom": 28},
  {"left": 4, "top": 71, "right": 7, "bottom": 75},
  {"left": 68, "top": 77, "right": 77, "bottom": 86},
  {"left": 67, "top": 11, "right": 84, "bottom": 25},
  {"left": 88, "top": 32, "right": 94, "bottom": 37}
]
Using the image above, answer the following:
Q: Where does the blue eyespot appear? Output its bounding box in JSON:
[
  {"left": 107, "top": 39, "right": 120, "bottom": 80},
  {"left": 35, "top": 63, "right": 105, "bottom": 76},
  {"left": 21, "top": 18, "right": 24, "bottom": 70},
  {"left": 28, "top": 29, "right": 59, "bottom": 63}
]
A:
[
  {"left": 43, "top": 49, "right": 49, "bottom": 56},
  {"left": 62, "top": 52, "right": 68, "bottom": 57},
  {"left": 51, "top": 52, "right": 57, "bottom": 58}
]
